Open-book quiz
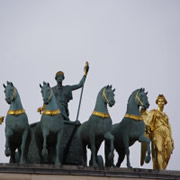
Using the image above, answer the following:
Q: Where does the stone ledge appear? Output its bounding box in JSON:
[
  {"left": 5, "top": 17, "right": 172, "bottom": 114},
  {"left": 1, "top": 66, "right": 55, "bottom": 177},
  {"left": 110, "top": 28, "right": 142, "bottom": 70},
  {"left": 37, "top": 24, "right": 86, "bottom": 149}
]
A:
[{"left": 0, "top": 163, "right": 180, "bottom": 180}]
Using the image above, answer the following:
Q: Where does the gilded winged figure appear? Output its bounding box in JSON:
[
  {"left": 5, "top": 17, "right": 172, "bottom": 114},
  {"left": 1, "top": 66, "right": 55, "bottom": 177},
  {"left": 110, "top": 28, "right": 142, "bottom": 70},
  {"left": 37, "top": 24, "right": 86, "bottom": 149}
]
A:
[{"left": 141, "top": 94, "right": 174, "bottom": 170}]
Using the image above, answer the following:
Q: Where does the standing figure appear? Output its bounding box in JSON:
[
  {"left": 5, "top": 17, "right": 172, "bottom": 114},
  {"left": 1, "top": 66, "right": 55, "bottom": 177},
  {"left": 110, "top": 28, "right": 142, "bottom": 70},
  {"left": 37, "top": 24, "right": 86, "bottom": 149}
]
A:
[
  {"left": 51, "top": 62, "right": 89, "bottom": 121},
  {"left": 141, "top": 94, "right": 174, "bottom": 170}
]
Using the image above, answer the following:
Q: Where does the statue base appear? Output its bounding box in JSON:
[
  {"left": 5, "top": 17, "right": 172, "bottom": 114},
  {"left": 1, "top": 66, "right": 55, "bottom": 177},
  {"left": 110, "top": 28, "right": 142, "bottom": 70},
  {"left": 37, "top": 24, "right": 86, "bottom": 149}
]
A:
[{"left": 0, "top": 163, "right": 180, "bottom": 180}]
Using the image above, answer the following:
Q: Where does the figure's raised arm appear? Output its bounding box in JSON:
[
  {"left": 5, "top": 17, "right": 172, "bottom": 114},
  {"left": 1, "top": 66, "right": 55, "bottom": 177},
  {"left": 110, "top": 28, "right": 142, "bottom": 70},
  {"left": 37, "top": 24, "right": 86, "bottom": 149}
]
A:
[{"left": 71, "top": 62, "right": 89, "bottom": 91}]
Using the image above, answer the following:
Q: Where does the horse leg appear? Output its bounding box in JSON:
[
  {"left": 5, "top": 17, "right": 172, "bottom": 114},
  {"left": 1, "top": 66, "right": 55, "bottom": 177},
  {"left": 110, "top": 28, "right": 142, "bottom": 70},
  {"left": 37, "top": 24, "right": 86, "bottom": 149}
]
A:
[
  {"left": 55, "top": 130, "right": 63, "bottom": 165},
  {"left": 138, "top": 135, "right": 151, "bottom": 163},
  {"left": 82, "top": 142, "right": 87, "bottom": 167},
  {"left": 104, "top": 132, "right": 114, "bottom": 166},
  {"left": 79, "top": 137, "right": 87, "bottom": 167},
  {"left": 5, "top": 128, "right": 13, "bottom": 157},
  {"left": 20, "top": 128, "right": 29, "bottom": 164},
  {"left": 116, "top": 149, "right": 125, "bottom": 167},
  {"left": 42, "top": 128, "right": 49, "bottom": 159},
  {"left": 123, "top": 137, "right": 132, "bottom": 168},
  {"left": 89, "top": 135, "right": 98, "bottom": 168},
  {"left": 89, "top": 141, "right": 103, "bottom": 168},
  {"left": 105, "top": 139, "right": 111, "bottom": 167},
  {"left": 9, "top": 147, "right": 16, "bottom": 163}
]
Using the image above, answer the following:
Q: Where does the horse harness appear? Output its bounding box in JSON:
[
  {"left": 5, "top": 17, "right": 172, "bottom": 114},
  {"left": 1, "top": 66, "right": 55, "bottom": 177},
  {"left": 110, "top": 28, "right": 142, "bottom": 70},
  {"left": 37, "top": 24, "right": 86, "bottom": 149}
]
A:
[
  {"left": 124, "top": 90, "right": 144, "bottom": 121},
  {"left": 92, "top": 87, "right": 111, "bottom": 119},
  {"left": 11, "top": 87, "right": 17, "bottom": 101},
  {"left": 38, "top": 88, "right": 61, "bottom": 116},
  {"left": 7, "top": 87, "right": 25, "bottom": 116},
  {"left": 124, "top": 113, "right": 143, "bottom": 121},
  {"left": 92, "top": 111, "right": 110, "bottom": 118},
  {"left": 7, "top": 109, "right": 25, "bottom": 116},
  {"left": 102, "top": 87, "right": 110, "bottom": 104},
  {"left": 135, "top": 90, "right": 144, "bottom": 106}
]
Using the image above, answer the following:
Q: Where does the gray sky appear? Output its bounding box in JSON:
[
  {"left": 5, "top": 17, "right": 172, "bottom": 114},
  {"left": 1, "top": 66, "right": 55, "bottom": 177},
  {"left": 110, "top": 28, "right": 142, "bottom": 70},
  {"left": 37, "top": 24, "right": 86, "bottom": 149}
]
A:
[{"left": 0, "top": 0, "right": 180, "bottom": 170}]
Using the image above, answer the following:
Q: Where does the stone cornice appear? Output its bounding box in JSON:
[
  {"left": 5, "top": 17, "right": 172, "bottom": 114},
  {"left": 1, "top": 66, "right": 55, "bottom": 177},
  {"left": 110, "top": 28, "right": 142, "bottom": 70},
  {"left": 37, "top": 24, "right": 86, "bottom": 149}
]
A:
[{"left": 0, "top": 164, "right": 180, "bottom": 179}]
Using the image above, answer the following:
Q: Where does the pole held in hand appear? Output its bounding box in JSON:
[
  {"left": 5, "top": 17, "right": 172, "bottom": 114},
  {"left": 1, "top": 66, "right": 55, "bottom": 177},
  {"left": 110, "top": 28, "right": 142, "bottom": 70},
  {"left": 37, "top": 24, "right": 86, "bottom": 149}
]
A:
[{"left": 76, "top": 61, "right": 89, "bottom": 121}]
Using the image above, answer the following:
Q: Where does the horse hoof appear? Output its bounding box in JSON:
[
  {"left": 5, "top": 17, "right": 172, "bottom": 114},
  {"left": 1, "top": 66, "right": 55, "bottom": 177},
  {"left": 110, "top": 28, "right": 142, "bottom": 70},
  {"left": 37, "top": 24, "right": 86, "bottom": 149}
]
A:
[
  {"left": 5, "top": 149, "right": 11, "bottom": 157},
  {"left": 127, "top": 165, "right": 133, "bottom": 169},
  {"left": 20, "top": 160, "right": 25, "bottom": 164},
  {"left": 145, "top": 156, "right": 151, "bottom": 163},
  {"left": 55, "top": 161, "right": 62, "bottom": 166},
  {"left": 93, "top": 162, "right": 98, "bottom": 169},
  {"left": 78, "top": 165, "right": 86, "bottom": 169},
  {"left": 42, "top": 148, "right": 48, "bottom": 157},
  {"left": 108, "top": 152, "right": 114, "bottom": 161}
]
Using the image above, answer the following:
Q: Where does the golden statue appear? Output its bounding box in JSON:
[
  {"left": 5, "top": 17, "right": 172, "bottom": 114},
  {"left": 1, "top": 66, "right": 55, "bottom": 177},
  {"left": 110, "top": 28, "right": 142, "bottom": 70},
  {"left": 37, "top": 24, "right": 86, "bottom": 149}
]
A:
[{"left": 141, "top": 94, "right": 174, "bottom": 170}]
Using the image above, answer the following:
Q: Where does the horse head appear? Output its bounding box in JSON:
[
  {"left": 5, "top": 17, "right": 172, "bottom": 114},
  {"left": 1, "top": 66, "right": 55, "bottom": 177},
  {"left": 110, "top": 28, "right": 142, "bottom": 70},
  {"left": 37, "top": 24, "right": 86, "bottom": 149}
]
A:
[
  {"left": 102, "top": 85, "right": 115, "bottom": 107},
  {"left": 135, "top": 88, "right": 149, "bottom": 110},
  {"left": 39, "top": 82, "right": 53, "bottom": 104},
  {"left": 3, "top": 81, "right": 17, "bottom": 104}
]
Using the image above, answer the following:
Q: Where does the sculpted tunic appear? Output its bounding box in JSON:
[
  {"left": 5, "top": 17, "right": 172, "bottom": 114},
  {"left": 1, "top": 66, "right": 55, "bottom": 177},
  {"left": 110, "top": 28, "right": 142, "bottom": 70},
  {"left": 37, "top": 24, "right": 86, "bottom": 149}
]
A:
[
  {"left": 52, "top": 85, "right": 73, "bottom": 120},
  {"left": 147, "top": 110, "right": 174, "bottom": 169}
]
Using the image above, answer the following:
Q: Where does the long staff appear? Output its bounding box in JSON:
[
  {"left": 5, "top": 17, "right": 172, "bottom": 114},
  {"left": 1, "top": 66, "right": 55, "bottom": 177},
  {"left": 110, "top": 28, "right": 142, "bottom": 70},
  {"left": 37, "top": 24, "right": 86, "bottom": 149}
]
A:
[
  {"left": 76, "top": 61, "right": 89, "bottom": 121},
  {"left": 63, "top": 63, "right": 89, "bottom": 163}
]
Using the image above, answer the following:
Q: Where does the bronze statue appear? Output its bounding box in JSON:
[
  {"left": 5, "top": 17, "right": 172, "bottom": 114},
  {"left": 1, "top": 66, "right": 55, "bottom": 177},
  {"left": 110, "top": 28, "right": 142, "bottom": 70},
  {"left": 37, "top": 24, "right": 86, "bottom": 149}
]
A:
[
  {"left": 77, "top": 85, "right": 115, "bottom": 168},
  {"left": 3, "top": 82, "right": 30, "bottom": 164},
  {"left": 52, "top": 63, "right": 89, "bottom": 120},
  {"left": 141, "top": 94, "right": 174, "bottom": 170},
  {"left": 105, "top": 88, "right": 151, "bottom": 168},
  {"left": 38, "top": 82, "right": 64, "bottom": 165}
]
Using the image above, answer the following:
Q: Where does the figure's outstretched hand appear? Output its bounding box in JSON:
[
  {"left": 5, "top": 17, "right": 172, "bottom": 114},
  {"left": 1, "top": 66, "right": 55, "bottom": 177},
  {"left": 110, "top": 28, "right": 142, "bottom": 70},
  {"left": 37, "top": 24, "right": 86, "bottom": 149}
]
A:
[{"left": 84, "top": 61, "right": 89, "bottom": 76}]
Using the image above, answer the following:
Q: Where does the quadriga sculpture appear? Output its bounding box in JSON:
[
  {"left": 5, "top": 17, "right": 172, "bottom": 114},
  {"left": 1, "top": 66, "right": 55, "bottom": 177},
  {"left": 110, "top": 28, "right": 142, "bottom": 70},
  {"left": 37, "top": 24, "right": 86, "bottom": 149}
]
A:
[
  {"left": 77, "top": 85, "right": 115, "bottom": 168},
  {"left": 105, "top": 88, "right": 151, "bottom": 168},
  {"left": 38, "top": 82, "right": 64, "bottom": 165},
  {"left": 3, "top": 81, "right": 30, "bottom": 164}
]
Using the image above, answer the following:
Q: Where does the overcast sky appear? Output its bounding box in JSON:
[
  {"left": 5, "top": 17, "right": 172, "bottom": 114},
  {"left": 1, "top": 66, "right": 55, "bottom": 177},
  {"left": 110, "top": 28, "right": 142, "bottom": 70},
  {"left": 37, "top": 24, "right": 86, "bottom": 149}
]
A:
[{"left": 0, "top": 0, "right": 180, "bottom": 170}]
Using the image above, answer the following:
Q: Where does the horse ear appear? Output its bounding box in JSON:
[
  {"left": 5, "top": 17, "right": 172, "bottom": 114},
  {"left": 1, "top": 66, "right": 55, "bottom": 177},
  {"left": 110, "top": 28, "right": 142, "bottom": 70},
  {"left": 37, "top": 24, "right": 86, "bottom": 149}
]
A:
[
  {"left": 47, "top": 83, "right": 50, "bottom": 87},
  {"left": 113, "top": 88, "right": 116, "bottom": 92},
  {"left": 10, "top": 82, "right": 14, "bottom": 86},
  {"left": 3, "top": 84, "right": 6, "bottom": 88},
  {"left": 39, "top": 84, "right": 42, "bottom": 88},
  {"left": 109, "top": 85, "right": 112, "bottom": 89},
  {"left": 43, "top": 81, "right": 46, "bottom": 85},
  {"left": 146, "top": 92, "right": 148, "bottom": 95}
]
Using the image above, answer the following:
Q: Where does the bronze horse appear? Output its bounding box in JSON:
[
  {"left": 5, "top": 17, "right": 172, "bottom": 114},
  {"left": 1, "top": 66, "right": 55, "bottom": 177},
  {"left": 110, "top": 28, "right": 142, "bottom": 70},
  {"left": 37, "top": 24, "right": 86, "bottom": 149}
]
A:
[
  {"left": 38, "top": 82, "right": 64, "bottom": 165},
  {"left": 105, "top": 88, "right": 151, "bottom": 168},
  {"left": 3, "top": 82, "right": 30, "bottom": 164},
  {"left": 77, "top": 85, "right": 115, "bottom": 168}
]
